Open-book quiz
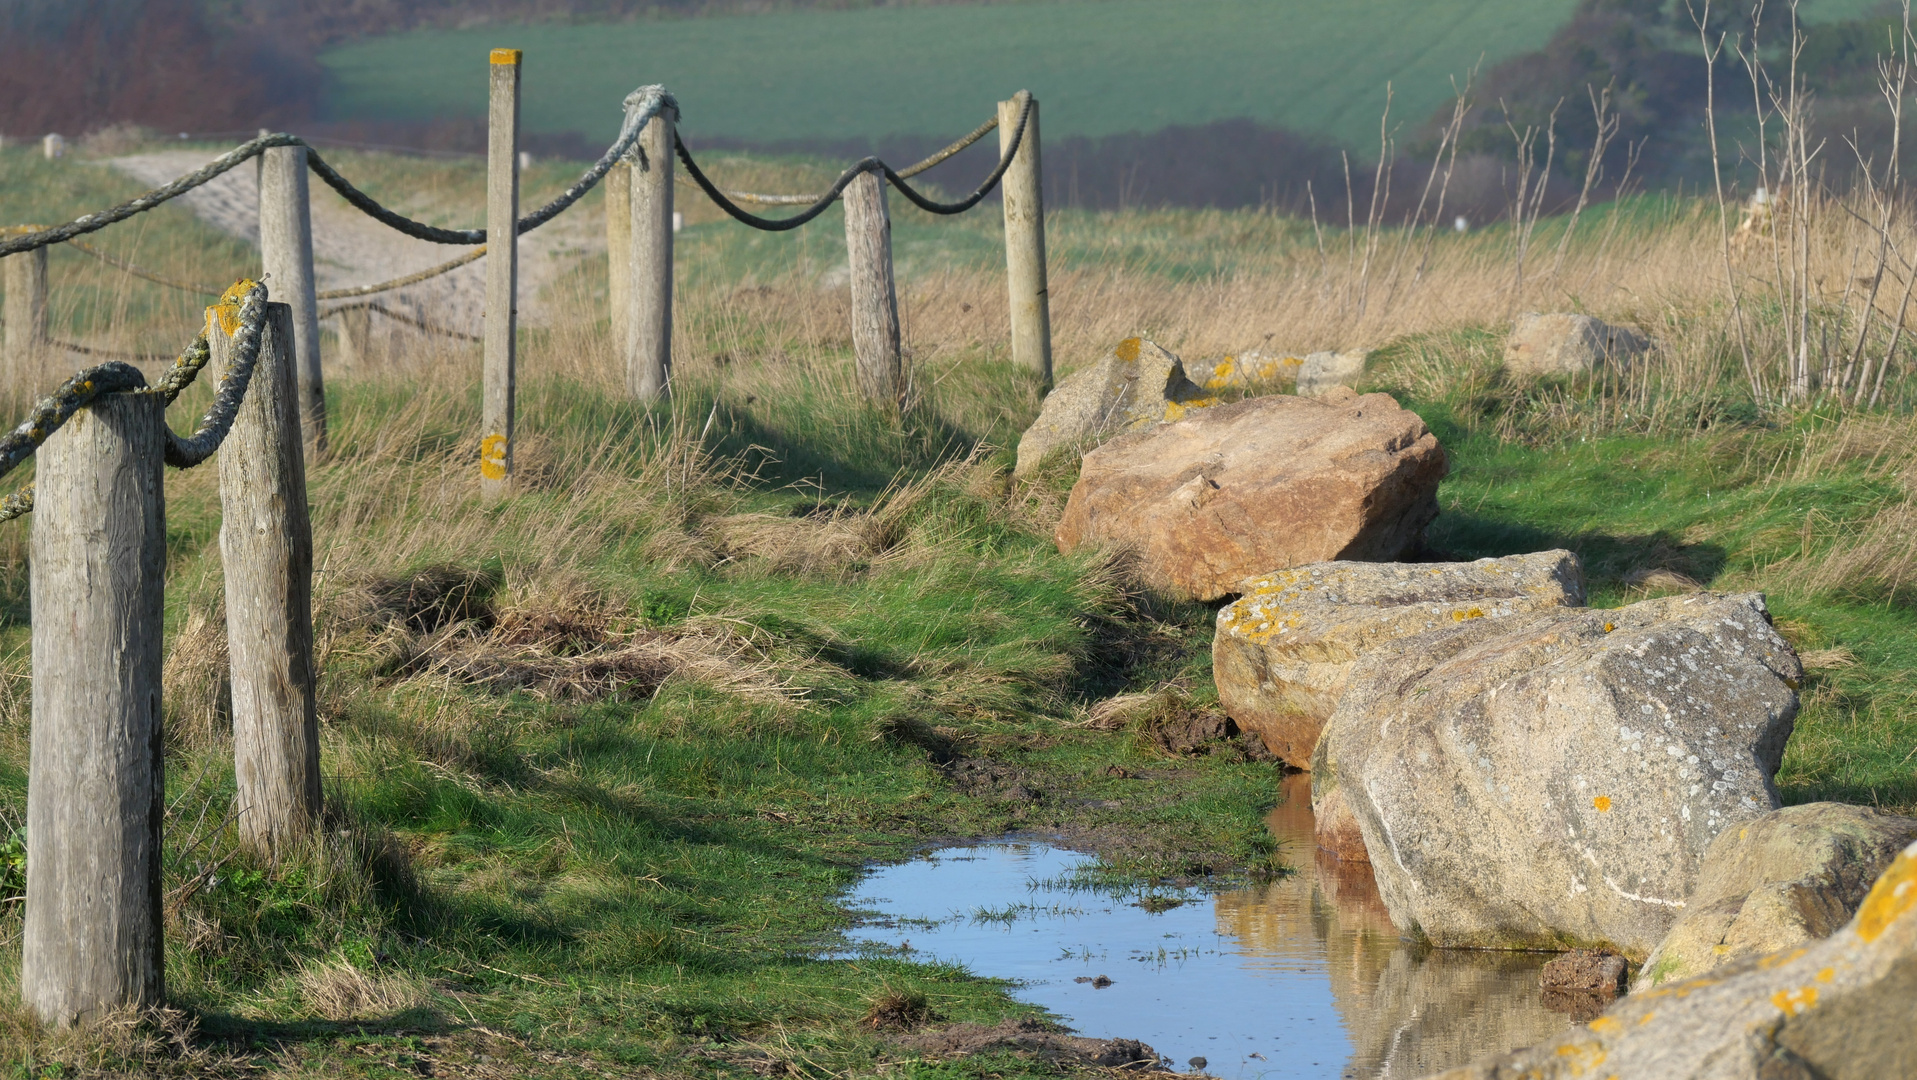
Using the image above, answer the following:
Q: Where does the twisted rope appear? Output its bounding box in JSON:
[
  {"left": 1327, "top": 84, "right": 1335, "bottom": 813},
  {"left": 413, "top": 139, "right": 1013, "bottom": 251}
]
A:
[
  {"left": 314, "top": 246, "right": 486, "bottom": 300},
  {"left": 323, "top": 299, "right": 483, "bottom": 343},
  {"left": 0, "top": 282, "right": 267, "bottom": 522},
  {"left": 0, "top": 85, "right": 675, "bottom": 258},
  {"left": 725, "top": 112, "right": 1001, "bottom": 206},
  {"left": 678, "top": 92, "right": 1032, "bottom": 231},
  {"left": 166, "top": 282, "right": 269, "bottom": 467}
]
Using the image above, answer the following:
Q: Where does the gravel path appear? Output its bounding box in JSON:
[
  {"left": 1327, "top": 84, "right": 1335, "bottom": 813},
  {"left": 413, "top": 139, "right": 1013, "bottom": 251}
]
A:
[{"left": 109, "top": 151, "right": 601, "bottom": 337}]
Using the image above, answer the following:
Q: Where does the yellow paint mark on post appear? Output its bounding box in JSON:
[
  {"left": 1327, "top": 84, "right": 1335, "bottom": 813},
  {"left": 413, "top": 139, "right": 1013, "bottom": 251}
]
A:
[
  {"left": 1854, "top": 850, "right": 1917, "bottom": 943},
  {"left": 490, "top": 48, "right": 522, "bottom": 65},
  {"left": 479, "top": 433, "right": 508, "bottom": 481},
  {"left": 1593, "top": 795, "right": 1612, "bottom": 812}
]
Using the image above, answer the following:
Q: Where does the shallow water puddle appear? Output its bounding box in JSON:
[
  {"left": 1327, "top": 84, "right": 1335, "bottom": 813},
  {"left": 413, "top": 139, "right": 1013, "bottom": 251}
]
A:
[{"left": 841, "top": 774, "right": 1577, "bottom": 1079}]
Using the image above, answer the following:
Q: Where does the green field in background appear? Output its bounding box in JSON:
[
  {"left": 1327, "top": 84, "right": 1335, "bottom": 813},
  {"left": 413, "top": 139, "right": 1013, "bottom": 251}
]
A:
[{"left": 320, "top": 0, "right": 1588, "bottom": 150}]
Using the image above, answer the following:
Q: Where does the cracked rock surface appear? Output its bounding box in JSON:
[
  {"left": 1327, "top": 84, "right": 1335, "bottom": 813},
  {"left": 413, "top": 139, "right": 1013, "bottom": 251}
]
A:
[{"left": 1314, "top": 591, "right": 1801, "bottom": 957}]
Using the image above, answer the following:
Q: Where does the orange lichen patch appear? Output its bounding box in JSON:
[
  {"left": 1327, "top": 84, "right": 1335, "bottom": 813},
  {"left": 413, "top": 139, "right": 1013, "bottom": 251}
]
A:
[
  {"left": 1854, "top": 849, "right": 1917, "bottom": 943},
  {"left": 1815, "top": 967, "right": 1835, "bottom": 983},
  {"left": 490, "top": 48, "right": 523, "bottom": 65},
  {"left": 1757, "top": 947, "right": 1810, "bottom": 971},
  {"left": 1451, "top": 606, "right": 1486, "bottom": 621},
  {"left": 1114, "top": 337, "right": 1141, "bottom": 363},
  {"left": 1588, "top": 1017, "right": 1621, "bottom": 1034},
  {"left": 1603, "top": 622, "right": 1616, "bottom": 633},
  {"left": 1551, "top": 1040, "right": 1608, "bottom": 1073},
  {"left": 1771, "top": 985, "right": 1819, "bottom": 1016},
  {"left": 479, "top": 433, "right": 508, "bottom": 480},
  {"left": 1163, "top": 397, "right": 1218, "bottom": 422},
  {"left": 1639, "top": 975, "right": 1725, "bottom": 1001},
  {"left": 207, "top": 278, "right": 261, "bottom": 337},
  {"left": 1593, "top": 795, "right": 1612, "bottom": 812},
  {"left": 1636, "top": 1012, "right": 1656, "bottom": 1025}
]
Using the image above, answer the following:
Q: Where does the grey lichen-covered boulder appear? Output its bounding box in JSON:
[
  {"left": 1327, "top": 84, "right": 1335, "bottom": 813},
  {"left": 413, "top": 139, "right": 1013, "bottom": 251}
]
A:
[
  {"left": 1295, "top": 349, "right": 1369, "bottom": 396},
  {"left": 1504, "top": 312, "right": 1648, "bottom": 376},
  {"left": 1012, "top": 337, "right": 1215, "bottom": 478},
  {"left": 1214, "top": 552, "right": 1585, "bottom": 769},
  {"left": 1055, "top": 392, "right": 1448, "bottom": 602},
  {"left": 1316, "top": 591, "right": 1802, "bottom": 958},
  {"left": 1635, "top": 802, "right": 1917, "bottom": 991},
  {"left": 1421, "top": 840, "right": 1917, "bottom": 1080},
  {"left": 1185, "top": 351, "right": 1305, "bottom": 391}
]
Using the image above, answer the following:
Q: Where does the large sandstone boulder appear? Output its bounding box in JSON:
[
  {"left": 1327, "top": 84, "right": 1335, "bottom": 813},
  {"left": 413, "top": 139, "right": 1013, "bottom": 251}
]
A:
[
  {"left": 1315, "top": 591, "right": 1802, "bottom": 957},
  {"left": 1012, "top": 337, "right": 1214, "bottom": 477},
  {"left": 1422, "top": 840, "right": 1917, "bottom": 1080},
  {"left": 1296, "top": 349, "right": 1368, "bottom": 396},
  {"left": 1636, "top": 802, "right": 1917, "bottom": 990},
  {"left": 1215, "top": 552, "right": 1586, "bottom": 768},
  {"left": 1054, "top": 392, "right": 1447, "bottom": 601},
  {"left": 1504, "top": 312, "right": 1648, "bottom": 376}
]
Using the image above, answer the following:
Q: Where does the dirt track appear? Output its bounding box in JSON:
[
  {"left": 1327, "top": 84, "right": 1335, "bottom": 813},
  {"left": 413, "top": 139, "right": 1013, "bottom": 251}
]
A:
[{"left": 110, "top": 151, "right": 600, "bottom": 337}]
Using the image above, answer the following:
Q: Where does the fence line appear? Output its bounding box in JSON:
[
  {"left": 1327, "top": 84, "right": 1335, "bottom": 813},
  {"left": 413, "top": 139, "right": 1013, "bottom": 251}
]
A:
[{"left": 0, "top": 54, "right": 1056, "bottom": 1030}]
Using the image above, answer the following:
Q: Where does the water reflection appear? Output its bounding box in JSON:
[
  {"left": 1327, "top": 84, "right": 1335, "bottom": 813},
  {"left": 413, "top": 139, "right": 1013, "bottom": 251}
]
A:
[{"left": 839, "top": 773, "right": 1572, "bottom": 1079}]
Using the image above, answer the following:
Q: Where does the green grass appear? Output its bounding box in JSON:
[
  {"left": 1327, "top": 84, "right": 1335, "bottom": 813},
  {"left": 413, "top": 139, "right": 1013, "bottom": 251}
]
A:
[
  {"left": 315, "top": 0, "right": 1893, "bottom": 152},
  {"left": 318, "top": 0, "right": 1579, "bottom": 150}
]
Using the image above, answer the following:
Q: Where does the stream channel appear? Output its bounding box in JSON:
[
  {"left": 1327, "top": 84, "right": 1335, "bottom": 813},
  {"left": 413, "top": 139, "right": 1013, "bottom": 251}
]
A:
[{"left": 840, "top": 774, "right": 1579, "bottom": 1079}]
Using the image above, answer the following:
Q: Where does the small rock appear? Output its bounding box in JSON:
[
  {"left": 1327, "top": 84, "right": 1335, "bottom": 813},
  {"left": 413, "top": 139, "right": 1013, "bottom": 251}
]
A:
[
  {"left": 1635, "top": 801, "right": 1917, "bottom": 990},
  {"left": 1013, "top": 336, "right": 1215, "bottom": 477},
  {"left": 1539, "top": 949, "right": 1627, "bottom": 993},
  {"left": 1317, "top": 591, "right": 1801, "bottom": 956},
  {"left": 1055, "top": 392, "right": 1448, "bottom": 601},
  {"left": 1214, "top": 551, "right": 1585, "bottom": 767},
  {"left": 1092, "top": 974, "right": 1113, "bottom": 988},
  {"left": 1504, "top": 312, "right": 1647, "bottom": 377},
  {"left": 1422, "top": 841, "right": 1917, "bottom": 1079},
  {"left": 1295, "top": 349, "right": 1368, "bottom": 396}
]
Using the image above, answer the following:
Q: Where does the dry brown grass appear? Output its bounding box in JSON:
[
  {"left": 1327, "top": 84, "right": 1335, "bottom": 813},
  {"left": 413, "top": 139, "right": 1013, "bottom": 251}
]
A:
[
  {"left": 161, "top": 603, "right": 229, "bottom": 753},
  {"left": 294, "top": 955, "right": 431, "bottom": 1022}
]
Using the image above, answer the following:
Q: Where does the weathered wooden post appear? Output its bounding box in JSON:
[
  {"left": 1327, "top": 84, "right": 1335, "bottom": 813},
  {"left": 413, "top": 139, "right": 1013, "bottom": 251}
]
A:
[
  {"left": 212, "top": 300, "right": 320, "bottom": 856},
  {"left": 627, "top": 105, "right": 676, "bottom": 401},
  {"left": 998, "top": 91, "right": 1051, "bottom": 387},
  {"left": 22, "top": 391, "right": 167, "bottom": 1026},
  {"left": 481, "top": 47, "right": 522, "bottom": 499},
  {"left": 333, "top": 307, "right": 372, "bottom": 372},
  {"left": 3, "top": 242, "right": 50, "bottom": 391},
  {"left": 605, "top": 161, "right": 632, "bottom": 360},
  {"left": 843, "top": 167, "right": 902, "bottom": 408},
  {"left": 259, "top": 144, "right": 326, "bottom": 453}
]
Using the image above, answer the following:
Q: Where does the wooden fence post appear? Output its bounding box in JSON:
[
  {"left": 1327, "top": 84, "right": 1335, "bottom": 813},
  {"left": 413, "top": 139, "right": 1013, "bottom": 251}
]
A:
[
  {"left": 606, "top": 161, "right": 632, "bottom": 360},
  {"left": 998, "top": 91, "right": 1052, "bottom": 387},
  {"left": 482, "top": 48, "right": 522, "bottom": 499},
  {"left": 333, "top": 307, "right": 372, "bottom": 373},
  {"left": 212, "top": 300, "right": 320, "bottom": 856},
  {"left": 843, "top": 168, "right": 902, "bottom": 408},
  {"left": 627, "top": 106, "right": 676, "bottom": 401},
  {"left": 22, "top": 391, "right": 167, "bottom": 1026},
  {"left": 259, "top": 145, "right": 327, "bottom": 453},
  {"left": 3, "top": 244, "right": 49, "bottom": 391}
]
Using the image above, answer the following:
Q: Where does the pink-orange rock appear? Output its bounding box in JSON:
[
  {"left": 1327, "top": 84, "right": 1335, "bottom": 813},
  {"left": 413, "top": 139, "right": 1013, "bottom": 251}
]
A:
[
  {"left": 1054, "top": 391, "right": 1447, "bottom": 601},
  {"left": 1313, "top": 783, "right": 1371, "bottom": 863}
]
